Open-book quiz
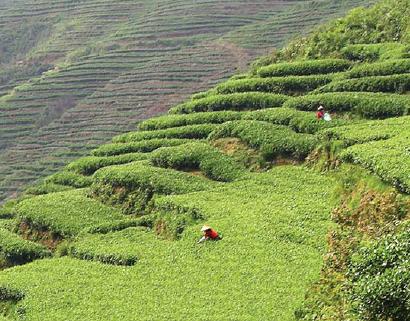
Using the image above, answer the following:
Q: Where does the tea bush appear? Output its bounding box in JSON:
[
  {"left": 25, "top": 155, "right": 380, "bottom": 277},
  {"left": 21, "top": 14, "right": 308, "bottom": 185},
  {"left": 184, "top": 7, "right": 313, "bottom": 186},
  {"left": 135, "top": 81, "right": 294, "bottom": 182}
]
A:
[
  {"left": 24, "top": 183, "right": 74, "bottom": 196},
  {"left": 92, "top": 139, "right": 191, "bottom": 157},
  {"left": 257, "top": 59, "right": 351, "bottom": 77},
  {"left": 347, "top": 59, "right": 410, "bottom": 78},
  {"left": 66, "top": 153, "right": 150, "bottom": 175},
  {"left": 321, "top": 116, "right": 410, "bottom": 145},
  {"left": 151, "top": 142, "right": 244, "bottom": 182},
  {"left": 45, "top": 171, "right": 93, "bottom": 188},
  {"left": 209, "top": 120, "right": 317, "bottom": 159},
  {"left": 349, "top": 227, "right": 410, "bottom": 321},
  {"left": 0, "top": 229, "right": 50, "bottom": 266},
  {"left": 342, "top": 43, "right": 410, "bottom": 61},
  {"left": 284, "top": 92, "right": 410, "bottom": 119},
  {"left": 113, "top": 124, "right": 220, "bottom": 143},
  {"left": 215, "top": 75, "right": 334, "bottom": 95},
  {"left": 169, "top": 93, "right": 289, "bottom": 114},
  {"left": 93, "top": 161, "right": 218, "bottom": 195},
  {"left": 15, "top": 189, "right": 124, "bottom": 236},
  {"left": 68, "top": 227, "right": 157, "bottom": 266},
  {"left": 340, "top": 135, "right": 410, "bottom": 193},
  {"left": 138, "top": 111, "right": 242, "bottom": 131},
  {"left": 244, "top": 108, "right": 349, "bottom": 133},
  {"left": 316, "top": 74, "right": 410, "bottom": 94}
]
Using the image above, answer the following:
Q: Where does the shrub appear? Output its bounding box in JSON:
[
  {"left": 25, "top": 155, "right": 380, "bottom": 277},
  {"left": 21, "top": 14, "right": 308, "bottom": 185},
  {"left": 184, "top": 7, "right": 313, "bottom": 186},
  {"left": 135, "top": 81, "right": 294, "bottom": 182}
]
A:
[
  {"left": 340, "top": 134, "right": 410, "bottom": 193},
  {"left": 349, "top": 227, "right": 410, "bottom": 321},
  {"left": 0, "top": 228, "right": 50, "bottom": 266},
  {"left": 68, "top": 227, "right": 158, "bottom": 266},
  {"left": 138, "top": 111, "right": 243, "bottom": 131},
  {"left": 86, "top": 216, "right": 154, "bottom": 234},
  {"left": 209, "top": 120, "right": 317, "bottom": 160},
  {"left": 315, "top": 74, "right": 410, "bottom": 94},
  {"left": 16, "top": 189, "right": 125, "bottom": 236},
  {"left": 215, "top": 75, "right": 334, "bottom": 95},
  {"left": 244, "top": 108, "right": 349, "bottom": 134},
  {"left": 168, "top": 93, "right": 289, "bottom": 114},
  {"left": 66, "top": 153, "right": 150, "bottom": 175},
  {"left": 347, "top": 59, "right": 410, "bottom": 78},
  {"left": 93, "top": 161, "right": 217, "bottom": 195},
  {"left": 24, "top": 183, "right": 74, "bottom": 196},
  {"left": 112, "top": 124, "right": 220, "bottom": 143},
  {"left": 257, "top": 59, "right": 351, "bottom": 77},
  {"left": 320, "top": 116, "right": 410, "bottom": 146},
  {"left": 284, "top": 92, "right": 410, "bottom": 119},
  {"left": 45, "top": 171, "right": 93, "bottom": 188},
  {"left": 92, "top": 161, "right": 218, "bottom": 215},
  {"left": 150, "top": 142, "right": 244, "bottom": 182},
  {"left": 342, "top": 43, "right": 410, "bottom": 61},
  {"left": 91, "top": 139, "right": 191, "bottom": 156}
]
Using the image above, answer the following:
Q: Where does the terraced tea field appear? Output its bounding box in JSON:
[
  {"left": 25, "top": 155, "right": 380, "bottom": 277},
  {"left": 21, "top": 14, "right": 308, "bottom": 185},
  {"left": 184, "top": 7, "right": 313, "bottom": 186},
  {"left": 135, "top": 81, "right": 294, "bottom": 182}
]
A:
[
  {"left": 1, "top": 0, "right": 409, "bottom": 320},
  {"left": 0, "top": 0, "right": 374, "bottom": 204}
]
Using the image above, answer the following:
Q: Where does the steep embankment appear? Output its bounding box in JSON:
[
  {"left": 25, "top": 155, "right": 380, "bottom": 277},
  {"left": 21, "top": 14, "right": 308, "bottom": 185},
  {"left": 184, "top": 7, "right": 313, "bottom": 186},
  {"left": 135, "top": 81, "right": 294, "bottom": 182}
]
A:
[
  {"left": 0, "top": 0, "right": 374, "bottom": 204},
  {"left": 0, "top": 0, "right": 409, "bottom": 320}
]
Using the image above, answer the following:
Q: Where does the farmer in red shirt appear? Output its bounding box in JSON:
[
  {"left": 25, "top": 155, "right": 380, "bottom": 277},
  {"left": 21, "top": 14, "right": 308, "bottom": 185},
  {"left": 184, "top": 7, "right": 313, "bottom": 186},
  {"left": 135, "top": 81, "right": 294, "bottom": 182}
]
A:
[
  {"left": 316, "top": 106, "right": 325, "bottom": 120},
  {"left": 197, "top": 225, "right": 221, "bottom": 243}
]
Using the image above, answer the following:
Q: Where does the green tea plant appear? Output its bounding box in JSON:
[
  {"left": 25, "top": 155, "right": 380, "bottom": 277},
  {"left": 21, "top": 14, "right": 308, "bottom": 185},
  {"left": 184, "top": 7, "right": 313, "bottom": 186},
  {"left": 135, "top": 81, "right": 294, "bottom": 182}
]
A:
[
  {"left": 91, "top": 139, "right": 191, "bottom": 157},
  {"left": 316, "top": 74, "right": 410, "bottom": 94},
  {"left": 112, "top": 124, "right": 220, "bottom": 143},
  {"left": 169, "top": 92, "right": 289, "bottom": 114},
  {"left": 341, "top": 43, "right": 410, "bottom": 61},
  {"left": 349, "top": 225, "right": 410, "bottom": 321},
  {"left": 215, "top": 74, "right": 334, "bottom": 95},
  {"left": 138, "top": 111, "right": 243, "bottom": 131},
  {"left": 66, "top": 153, "right": 150, "bottom": 175},
  {"left": 150, "top": 142, "right": 244, "bottom": 182},
  {"left": 340, "top": 134, "right": 410, "bottom": 193},
  {"left": 44, "top": 172, "right": 93, "bottom": 188},
  {"left": 347, "top": 59, "right": 410, "bottom": 78},
  {"left": 0, "top": 229, "right": 50, "bottom": 266},
  {"left": 257, "top": 59, "right": 351, "bottom": 77},
  {"left": 284, "top": 92, "right": 410, "bottom": 119},
  {"left": 209, "top": 120, "right": 317, "bottom": 160},
  {"left": 16, "top": 189, "right": 125, "bottom": 236}
]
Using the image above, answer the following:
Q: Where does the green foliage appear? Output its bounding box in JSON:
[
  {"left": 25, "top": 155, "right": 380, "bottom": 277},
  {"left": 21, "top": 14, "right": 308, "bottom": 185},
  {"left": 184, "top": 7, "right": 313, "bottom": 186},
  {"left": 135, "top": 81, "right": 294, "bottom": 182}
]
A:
[
  {"left": 215, "top": 75, "right": 334, "bottom": 95},
  {"left": 0, "top": 228, "right": 50, "bottom": 266},
  {"left": 316, "top": 74, "right": 410, "bottom": 94},
  {"left": 257, "top": 59, "right": 351, "bottom": 77},
  {"left": 340, "top": 135, "right": 410, "bottom": 193},
  {"left": 243, "top": 108, "right": 349, "bottom": 134},
  {"left": 150, "top": 142, "right": 244, "bottom": 182},
  {"left": 112, "top": 124, "right": 220, "bottom": 143},
  {"left": 0, "top": 200, "right": 18, "bottom": 219},
  {"left": 24, "top": 183, "right": 74, "bottom": 196},
  {"left": 0, "top": 166, "right": 335, "bottom": 320},
  {"left": 93, "top": 161, "right": 217, "bottom": 195},
  {"left": 138, "top": 111, "right": 242, "bottom": 131},
  {"left": 347, "top": 59, "right": 410, "bottom": 78},
  {"left": 68, "top": 227, "right": 156, "bottom": 266},
  {"left": 341, "top": 43, "right": 410, "bottom": 61},
  {"left": 169, "top": 93, "right": 289, "bottom": 114},
  {"left": 321, "top": 116, "right": 410, "bottom": 145},
  {"left": 45, "top": 171, "right": 93, "bottom": 188},
  {"left": 285, "top": 92, "right": 410, "bottom": 119},
  {"left": 16, "top": 190, "right": 124, "bottom": 236},
  {"left": 283, "top": 0, "right": 410, "bottom": 59},
  {"left": 66, "top": 153, "right": 150, "bottom": 175},
  {"left": 85, "top": 216, "right": 154, "bottom": 234},
  {"left": 349, "top": 226, "right": 410, "bottom": 321},
  {"left": 209, "top": 120, "right": 317, "bottom": 160},
  {"left": 91, "top": 139, "right": 191, "bottom": 157}
]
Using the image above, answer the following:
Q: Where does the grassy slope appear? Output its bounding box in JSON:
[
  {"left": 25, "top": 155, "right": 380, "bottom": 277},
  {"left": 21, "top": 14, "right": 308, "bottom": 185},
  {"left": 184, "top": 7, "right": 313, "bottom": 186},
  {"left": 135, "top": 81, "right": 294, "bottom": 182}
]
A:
[
  {"left": 0, "top": 0, "right": 373, "bottom": 204},
  {"left": 0, "top": 167, "right": 335, "bottom": 320}
]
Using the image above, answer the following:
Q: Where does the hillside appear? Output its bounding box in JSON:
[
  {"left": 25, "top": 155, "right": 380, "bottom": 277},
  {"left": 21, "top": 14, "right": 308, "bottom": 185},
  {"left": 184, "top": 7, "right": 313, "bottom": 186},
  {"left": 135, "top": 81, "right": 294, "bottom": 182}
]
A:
[
  {"left": 1, "top": 0, "right": 410, "bottom": 320},
  {"left": 0, "top": 0, "right": 375, "bottom": 204}
]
